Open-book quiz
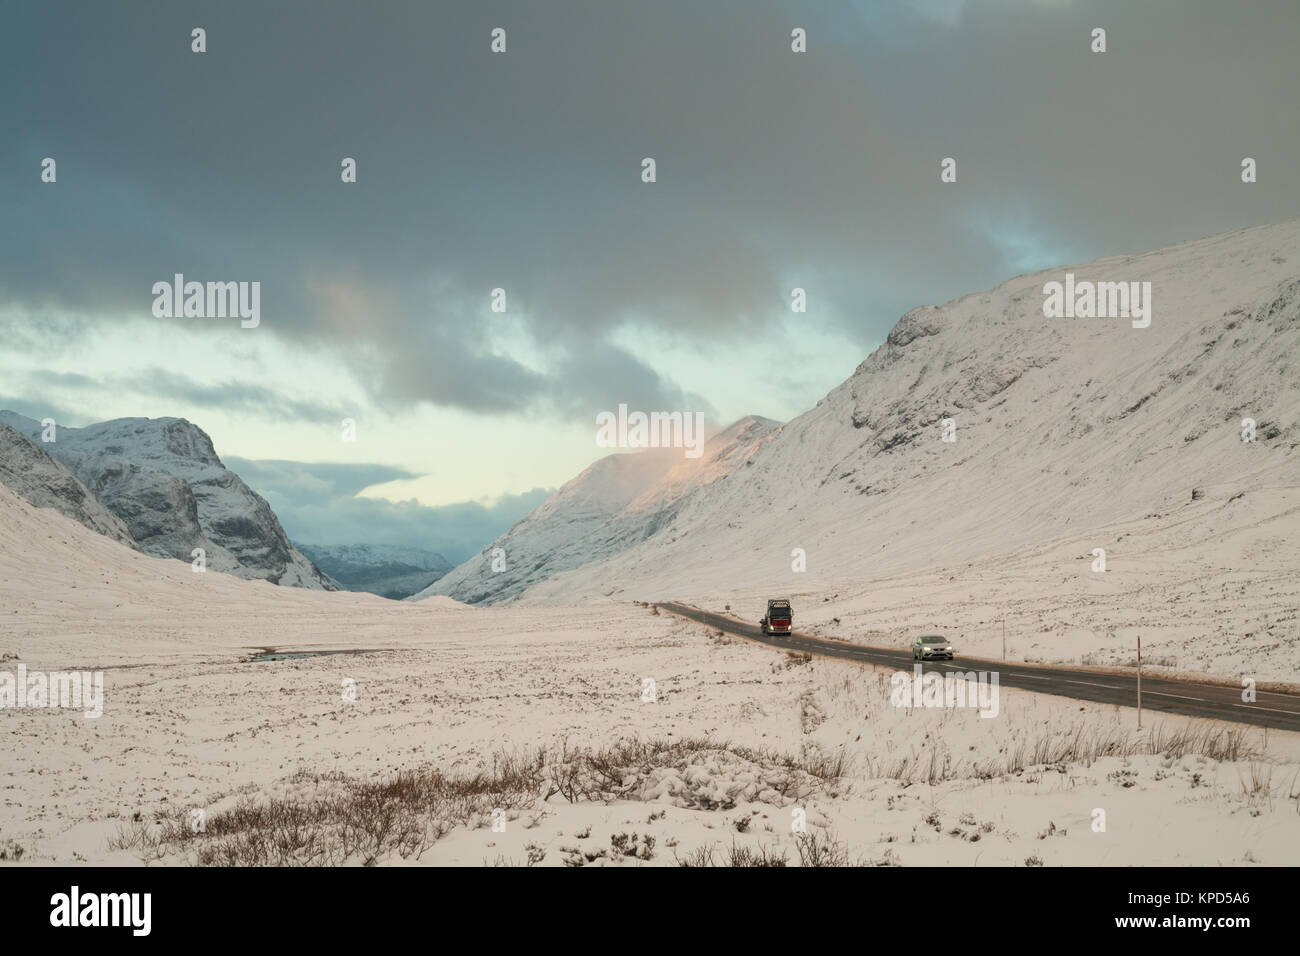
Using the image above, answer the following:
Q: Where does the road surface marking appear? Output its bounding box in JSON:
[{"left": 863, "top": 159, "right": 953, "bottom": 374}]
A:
[{"left": 1234, "top": 704, "right": 1300, "bottom": 715}]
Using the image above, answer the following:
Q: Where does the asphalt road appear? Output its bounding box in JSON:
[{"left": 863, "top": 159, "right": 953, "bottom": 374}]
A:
[{"left": 659, "top": 602, "right": 1300, "bottom": 733}]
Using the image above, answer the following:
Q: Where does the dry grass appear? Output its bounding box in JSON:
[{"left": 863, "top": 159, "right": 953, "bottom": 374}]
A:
[
  {"left": 675, "top": 841, "right": 788, "bottom": 867},
  {"left": 812, "top": 667, "right": 1265, "bottom": 786},
  {"left": 108, "top": 737, "right": 846, "bottom": 866},
  {"left": 675, "top": 829, "right": 866, "bottom": 867},
  {"left": 0, "top": 835, "right": 26, "bottom": 862},
  {"left": 546, "top": 736, "right": 846, "bottom": 806},
  {"left": 871, "top": 721, "right": 1261, "bottom": 786},
  {"left": 110, "top": 749, "right": 548, "bottom": 866}
]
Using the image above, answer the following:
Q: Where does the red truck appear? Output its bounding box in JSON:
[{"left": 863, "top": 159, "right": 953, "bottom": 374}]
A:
[{"left": 760, "top": 599, "right": 793, "bottom": 637}]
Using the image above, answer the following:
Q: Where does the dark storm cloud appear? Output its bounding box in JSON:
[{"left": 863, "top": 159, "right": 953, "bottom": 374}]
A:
[
  {"left": 550, "top": 342, "right": 717, "bottom": 420},
  {"left": 225, "top": 457, "right": 551, "bottom": 562},
  {"left": 4, "top": 0, "right": 1297, "bottom": 416}
]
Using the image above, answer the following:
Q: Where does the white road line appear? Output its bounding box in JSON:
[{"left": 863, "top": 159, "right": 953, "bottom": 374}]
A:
[
  {"left": 1066, "top": 680, "right": 1121, "bottom": 689},
  {"left": 1233, "top": 704, "right": 1300, "bottom": 716},
  {"left": 1145, "top": 691, "right": 1207, "bottom": 702}
]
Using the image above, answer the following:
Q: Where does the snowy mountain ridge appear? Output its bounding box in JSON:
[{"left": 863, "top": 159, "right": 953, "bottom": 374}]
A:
[
  {"left": 412, "top": 414, "right": 781, "bottom": 604},
  {"left": 468, "top": 219, "right": 1300, "bottom": 618},
  {"left": 0, "top": 422, "right": 138, "bottom": 548},
  {"left": 0, "top": 411, "right": 332, "bottom": 589}
]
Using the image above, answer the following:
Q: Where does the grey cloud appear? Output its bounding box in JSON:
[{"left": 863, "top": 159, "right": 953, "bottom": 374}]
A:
[
  {"left": 551, "top": 342, "right": 718, "bottom": 421},
  {"left": 224, "top": 458, "right": 420, "bottom": 500},
  {"left": 3, "top": 0, "right": 1298, "bottom": 420},
  {"left": 0, "top": 396, "right": 88, "bottom": 429},
  {"left": 10, "top": 367, "right": 347, "bottom": 424},
  {"left": 131, "top": 368, "right": 349, "bottom": 423},
  {"left": 226, "top": 457, "right": 551, "bottom": 563}
]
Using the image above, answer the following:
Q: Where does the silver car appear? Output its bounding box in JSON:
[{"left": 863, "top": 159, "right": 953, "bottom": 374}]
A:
[{"left": 912, "top": 634, "right": 954, "bottom": 661}]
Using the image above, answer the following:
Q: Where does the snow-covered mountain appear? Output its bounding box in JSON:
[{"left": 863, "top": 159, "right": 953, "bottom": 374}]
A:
[
  {"left": 472, "top": 219, "right": 1300, "bottom": 608},
  {"left": 412, "top": 415, "right": 780, "bottom": 604},
  {"left": 0, "top": 412, "right": 333, "bottom": 589},
  {"left": 295, "top": 543, "right": 453, "bottom": 600},
  {"left": 0, "top": 422, "right": 138, "bottom": 548}
]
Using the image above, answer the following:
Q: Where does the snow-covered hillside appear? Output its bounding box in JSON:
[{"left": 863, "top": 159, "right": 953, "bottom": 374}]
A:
[
  {"left": 413, "top": 415, "right": 779, "bottom": 604},
  {"left": 0, "top": 422, "right": 137, "bottom": 548},
  {"left": 463, "top": 221, "right": 1300, "bottom": 674},
  {"left": 296, "top": 543, "right": 452, "bottom": 599},
  {"left": 517, "top": 220, "right": 1300, "bottom": 599},
  {"left": 0, "top": 412, "right": 332, "bottom": 589}
]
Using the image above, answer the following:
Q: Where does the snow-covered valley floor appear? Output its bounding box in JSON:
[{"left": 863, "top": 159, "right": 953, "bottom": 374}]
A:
[
  {"left": 4, "top": 601, "right": 1299, "bottom": 865},
  {"left": 4, "top": 487, "right": 1300, "bottom": 866}
]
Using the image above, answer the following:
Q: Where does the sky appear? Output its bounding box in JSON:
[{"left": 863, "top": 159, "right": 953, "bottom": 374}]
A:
[{"left": 3, "top": 0, "right": 1297, "bottom": 556}]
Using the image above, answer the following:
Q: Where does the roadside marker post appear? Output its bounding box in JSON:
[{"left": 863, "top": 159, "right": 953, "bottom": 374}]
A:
[{"left": 1137, "top": 635, "right": 1142, "bottom": 730}]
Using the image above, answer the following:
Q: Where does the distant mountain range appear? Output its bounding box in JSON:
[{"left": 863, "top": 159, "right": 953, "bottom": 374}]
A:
[{"left": 295, "top": 543, "right": 452, "bottom": 600}]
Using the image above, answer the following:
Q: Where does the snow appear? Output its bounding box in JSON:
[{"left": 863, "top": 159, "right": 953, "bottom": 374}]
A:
[
  {"left": 0, "top": 422, "right": 136, "bottom": 548},
  {"left": 0, "top": 411, "right": 331, "bottom": 590},
  {"left": 295, "top": 543, "right": 452, "bottom": 599},
  {"left": 3, "top": 219, "right": 1300, "bottom": 866},
  {"left": 296, "top": 543, "right": 453, "bottom": 573},
  {"left": 1, "top": 469, "right": 1299, "bottom": 866},
  {"left": 412, "top": 415, "right": 780, "bottom": 604},
  {"left": 498, "top": 219, "right": 1300, "bottom": 682}
]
